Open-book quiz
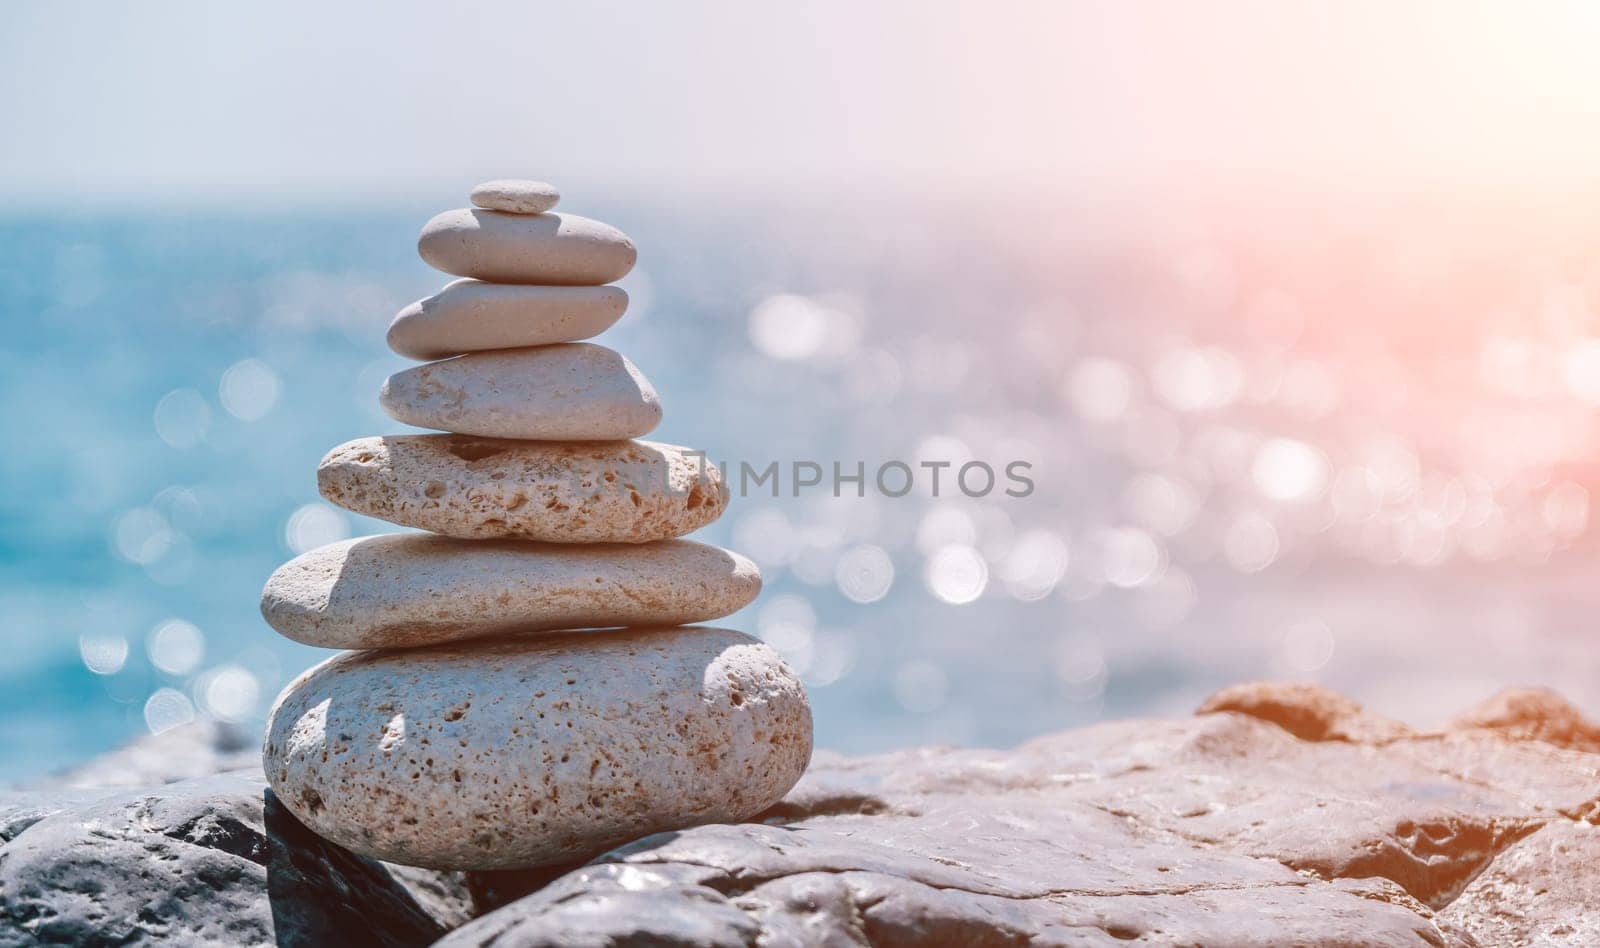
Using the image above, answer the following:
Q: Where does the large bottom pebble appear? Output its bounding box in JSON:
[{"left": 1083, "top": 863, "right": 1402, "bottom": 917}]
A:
[{"left": 262, "top": 626, "right": 812, "bottom": 870}]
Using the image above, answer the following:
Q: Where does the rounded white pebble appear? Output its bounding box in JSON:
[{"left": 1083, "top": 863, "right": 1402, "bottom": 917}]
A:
[
  {"left": 386, "top": 280, "right": 628, "bottom": 361},
  {"left": 262, "top": 626, "right": 813, "bottom": 869},
  {"left": 379, "top": 343, "right": 662, "bottom": 441},
  {"left": 418, "top": 209, "right": 635, "bottom": 285},
  {"left": 469, "top": 179, "right": 560, "bottom": 215},
  {"left": 259, "top": 534, "right": 761, "bottom": 649}
]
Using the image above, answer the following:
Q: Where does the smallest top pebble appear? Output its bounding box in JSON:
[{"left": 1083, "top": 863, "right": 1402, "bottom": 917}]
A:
[{"left": 470, "top": 179, "right": 561, "bottom": 215}]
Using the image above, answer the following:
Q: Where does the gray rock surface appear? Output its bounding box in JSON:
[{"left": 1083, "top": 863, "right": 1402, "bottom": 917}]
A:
[
  {"left": 443, "top": 683, "right": 1600, "bottom": 947},
  {"left": 1438, "top": 819, "right": 1600, "bottom": 946},
  {"left": 0, "top": 769, "right": 471, "bottom": 947},
  {"left": 11, "top": 683, "right": 1600, "bottom": 946}
]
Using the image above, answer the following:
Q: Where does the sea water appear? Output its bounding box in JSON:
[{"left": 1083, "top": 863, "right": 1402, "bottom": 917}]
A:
[{"left": 4, "top": 195, "right": 1598, "bottom": 781}]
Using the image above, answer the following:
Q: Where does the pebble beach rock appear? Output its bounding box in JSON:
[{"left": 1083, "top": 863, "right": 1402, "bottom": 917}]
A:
[
  {"left": 380, "top": 343, "right": 662, "bottom": 441},
  {"left": 263, "top": 627, "right": 812, "bottom": 871},
  {"left": 317, "top": 435, "right": 725, "bottom": 542},
  {"left": 387, "top": 280, "right": 628, "bottom": 361},
  {"left": 15, "top": 682, "right": 1600, "bottom": 945},
  {"left": 469, "top": 179, "right": 560, "bottom": 215},
  {"left": 260, "top": 535, "right": 760, "bottom": 649},
  {"left": 0, "top": 770, "right": 472, "bottom": 947},
  {"left": 441, "top": 683, "right": 1600, "bottom": 947},
  {"left": 418, "top": 209, "right": 636, "bottom": 285}
]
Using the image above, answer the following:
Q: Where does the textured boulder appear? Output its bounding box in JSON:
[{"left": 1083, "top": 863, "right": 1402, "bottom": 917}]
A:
[
  {"left": 13, "top": 683, "right": 1600, "bottom": 946},
  {"left": 1439, "top": 820, "right": 1600, "bottom": 946},
  {"left": 1196, "top": 679, "right": 1416, "bottom": 743},
  {"left": 446, "top": 682, "right": 1600, "bottom": 947},
  {"left": 1447, "top": 686, "right": 1600, "bottom": 753},
  {"left": 0, "top": 771, "right": 471, "bottom": 947}
]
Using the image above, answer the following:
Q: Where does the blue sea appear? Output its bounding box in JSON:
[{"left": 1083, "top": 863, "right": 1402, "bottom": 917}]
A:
[{"left": 6, "top": 192, "right": 1600, "bottom": 782}]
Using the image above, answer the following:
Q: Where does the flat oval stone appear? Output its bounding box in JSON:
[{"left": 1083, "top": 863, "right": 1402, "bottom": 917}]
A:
[
  {"left": 418, "top": 209, "right": 635, "bottom": 285},
  {"left": 317, "top": 435, "right": 725, "bottom": 542},
  {"left": 263, "top": 626, "right": 812, "bottom": 870},
  {"left": 470, "top": 179, "right": 560, "bottom": 215},
  {"left": 387, "top": 280, "right": 628, "bottom": 361},
  {"left": 259, "top": 534, "right": 760, "bottom": 649},
  {"left": 379, "top": 343, "right": 661, "bottom": 440}
]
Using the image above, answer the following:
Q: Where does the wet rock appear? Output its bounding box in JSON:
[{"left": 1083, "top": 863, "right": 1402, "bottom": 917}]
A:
[
  {"left": 0, "top": 771, "right": 470, "bottom": 947},
  {"left": 1197, "top": 680, "right": 1414, "bottom": 743},
  {"left": 0, "top": 789, "right": 107, "bottom": 844},
  {"left": 446, "top": 683, "right": 1600, "bottom": 947},
  {"left": 441, "top": 814, "right": 1454, "bottom": 948},
  {"left": 17, "top": 682, "right": 1600, "bottom": 945},
  {"left": 1448, "top": 686, "right": 1600, "bottom": 753},
  {"left": 1439, "top": 819, "right": 1600, "bottom": 946}
]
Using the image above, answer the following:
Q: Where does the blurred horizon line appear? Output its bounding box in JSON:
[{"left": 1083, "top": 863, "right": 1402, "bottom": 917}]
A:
[{"left": 7, "top": 168, "right": 1600, "bottom": 216}]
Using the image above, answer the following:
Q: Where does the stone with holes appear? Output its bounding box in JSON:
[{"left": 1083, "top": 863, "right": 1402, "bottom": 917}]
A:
[
  {"left": 380, "top": 343, "right": 661, "bottom": 441},
  {"left": 262, "top": 626, "right": 812, "bottom": 871},
  {"left": 260, "top": 535, "right": 760, "bottom": 649},
  {"left": 317, "top": 435, "right": 723, "bottom": 542},
  {"left": 418, "top": 209, "right": 635, "bottom": 285}
]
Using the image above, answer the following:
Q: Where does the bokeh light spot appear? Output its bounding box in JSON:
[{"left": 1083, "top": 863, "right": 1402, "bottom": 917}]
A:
[
  {"left": 219, "top": 358, "right": 282, "bottom": 421},
  {"left": 147, "top": 619, "right": 205, "bottom": 676},
  {"left": 835, "top": 545, "right": 895, "bottom": 603},
  {"left": 284, "top": 504, "right": 349, "bottom": 554},
  {"left": 924, "top": 544, "right": 988, "bottom": 604},
  {"left": 153, "top": 388, "right": 212, "bottom": 448},
  {"left": 79, "top": 631, "right": 128, "bottom": 676},
  {"left": 143, "top": 688, "right": 195, "bottom": 735}
]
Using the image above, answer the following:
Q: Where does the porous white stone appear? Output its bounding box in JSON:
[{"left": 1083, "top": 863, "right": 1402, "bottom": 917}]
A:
[
  {"left": 259, "top": 534, "right": 760, "bottom": 649},
  {"left": 262, "top": 626, "right": 812, "bottom": 870},
  {"left": 379, "top": 343, "right": 661, "bottom": 441},
  {"left": 317, "top": 436, "right": 724, "bottom": 542}
]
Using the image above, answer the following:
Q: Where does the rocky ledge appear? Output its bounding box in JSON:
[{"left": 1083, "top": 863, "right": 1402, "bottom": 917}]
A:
[{"left": 5, "top": 682, "right": 1599, "bottom": 946}]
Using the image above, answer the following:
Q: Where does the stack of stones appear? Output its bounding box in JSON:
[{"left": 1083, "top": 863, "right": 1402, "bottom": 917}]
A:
[{"left": 258, "top": 180, "right": 812, "bottom": 871}]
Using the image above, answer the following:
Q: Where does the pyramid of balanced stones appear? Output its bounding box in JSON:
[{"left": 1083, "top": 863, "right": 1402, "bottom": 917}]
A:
[{"left": 258, "top": 180, "right": 812, "bottom": 871}]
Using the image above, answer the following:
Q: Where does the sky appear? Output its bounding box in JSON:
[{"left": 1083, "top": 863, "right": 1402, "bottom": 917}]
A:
[{"left": 4, "top": 1, "right": 1600, "bottom": 204}]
